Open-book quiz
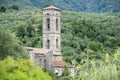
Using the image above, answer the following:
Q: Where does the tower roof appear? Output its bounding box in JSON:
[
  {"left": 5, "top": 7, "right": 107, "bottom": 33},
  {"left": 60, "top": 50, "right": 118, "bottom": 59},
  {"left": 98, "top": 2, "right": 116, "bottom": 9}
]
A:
[{"left": 43, "top": 5, "right": 61, "bottom": 11}]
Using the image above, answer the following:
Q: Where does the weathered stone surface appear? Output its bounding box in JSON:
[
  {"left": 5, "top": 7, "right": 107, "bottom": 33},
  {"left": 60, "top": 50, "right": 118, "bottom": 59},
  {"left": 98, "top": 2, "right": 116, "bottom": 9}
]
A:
[{"left": 25, "top": 5, "right": 74, "bottom": 76}]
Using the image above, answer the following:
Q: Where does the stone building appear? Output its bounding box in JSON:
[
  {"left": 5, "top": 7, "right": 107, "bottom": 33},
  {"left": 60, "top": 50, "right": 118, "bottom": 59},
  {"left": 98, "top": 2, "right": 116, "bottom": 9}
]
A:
[{"left": 25, "top": 5, "right": 74, "bottom": 76}]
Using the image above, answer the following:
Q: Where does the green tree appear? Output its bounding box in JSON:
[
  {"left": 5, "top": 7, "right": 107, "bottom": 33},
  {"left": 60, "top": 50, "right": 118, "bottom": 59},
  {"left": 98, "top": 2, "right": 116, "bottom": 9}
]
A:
[
  {"left": 62, "top": 66, "right": 70, "bottom": 76},
  {"left": 16, "top": 25, "right": 26, "bottom": 38},
  {"left": 43, "top": 4, "right": 51, "bottom": 8},
  {"left": 77, "top": 48, "right": 120, "bottom": 80},
  {"left": 10, "top": 4, "right": 19, "bottom": 10},
  {"left": 0, "top": 56, "right": 52, "bottom": 80},
  {"left": 0, "top": 27, "right": 28, "bottom": 59},
  {"left": 26, "top": 25, "right": 35, "bottom": 37},
  {"left": 0, "top": 5, "right": 6, "bottom": 12},
  {"left": 88, "top": 41, "right": 101, "bottom": 52}
]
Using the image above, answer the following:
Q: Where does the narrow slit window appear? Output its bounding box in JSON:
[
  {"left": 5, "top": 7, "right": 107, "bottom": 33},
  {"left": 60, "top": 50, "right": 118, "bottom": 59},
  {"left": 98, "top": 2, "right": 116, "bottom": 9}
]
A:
[
  {"left": 47, "top": 13, "right": 50, "bottom": 15},
  {"left": 47, "top": 39, "right": 50, "bottom": 49},
  {"left": 56, "top": 18, "right": 58, "bottom": 31},
  {"left": 56, "top": 39, "right": 58, "bottom": 48},
  {"left": 46, "top": 18, "right": 50, "bottom": 31}
]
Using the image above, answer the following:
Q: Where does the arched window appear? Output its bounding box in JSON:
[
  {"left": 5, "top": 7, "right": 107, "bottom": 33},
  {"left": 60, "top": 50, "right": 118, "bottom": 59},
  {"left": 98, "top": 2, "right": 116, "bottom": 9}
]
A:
[
  {"left": 39, "top": 58, "right": 41, "bottom": 62},
  {"left": 56, "top": 18, "right": 58, "bottom": 31},
  {"left": 56, "top": 39, "right": 58, "bottom": 48},
  {"left": 46, "top": 18, "right": 50, "bottom": 31},
  {"left": 47, "top": 13, "right": 50, "bottom": 15},
  {"left": 46, "top": 39, "right": 50, "bottom": 49},
  {"left": 44, "top": 59, "right": 46, "bottom": 68}
]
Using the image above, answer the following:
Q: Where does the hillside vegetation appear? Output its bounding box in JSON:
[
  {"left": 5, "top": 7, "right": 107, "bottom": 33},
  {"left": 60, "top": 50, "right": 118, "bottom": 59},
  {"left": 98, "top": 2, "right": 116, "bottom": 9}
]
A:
[
  {"left": 1, "top": 0, "right": 120, "bottom": 79},
  {"left": 0, "top": 0, "right": 120, "bottom": 12},
  {"left": 0, "top": 8, "right": 53, "bottom": 80},
  {"left": 61, "top": 11, "right": 120, "bottom": 62},
  {"left": 0, "top": 4, "right": 120, "bottom": 80},
  {"left": 0, "top": 8, "right": 120, "bottom": 63}
]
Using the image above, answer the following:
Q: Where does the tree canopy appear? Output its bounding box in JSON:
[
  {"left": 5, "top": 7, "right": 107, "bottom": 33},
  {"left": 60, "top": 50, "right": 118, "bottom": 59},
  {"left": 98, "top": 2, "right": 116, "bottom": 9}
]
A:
[
  {"left": 0, "top": 56, "right": 52, "bottom": 80},
  {"left": 0, "top": 27, "right": 28, "bottom": 59}
]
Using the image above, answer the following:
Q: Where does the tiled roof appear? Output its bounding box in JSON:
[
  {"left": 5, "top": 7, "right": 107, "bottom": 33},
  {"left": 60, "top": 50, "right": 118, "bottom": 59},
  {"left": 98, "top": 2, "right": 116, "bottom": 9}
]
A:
[
  {"left": 25, "top": 47, "right": 50, "bottom": 54},
  {"left": 43, "top": 5, "right": 61, "bottom": 11},
  {"left": 53, "top": 60, "right": 73, "bottom": 68}
]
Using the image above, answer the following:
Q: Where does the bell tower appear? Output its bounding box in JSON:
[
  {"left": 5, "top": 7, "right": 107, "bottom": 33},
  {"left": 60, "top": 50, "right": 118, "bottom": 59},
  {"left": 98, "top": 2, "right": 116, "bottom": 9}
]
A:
[{"left": 43, "top": 5, "right": 61, "bottom": 53}]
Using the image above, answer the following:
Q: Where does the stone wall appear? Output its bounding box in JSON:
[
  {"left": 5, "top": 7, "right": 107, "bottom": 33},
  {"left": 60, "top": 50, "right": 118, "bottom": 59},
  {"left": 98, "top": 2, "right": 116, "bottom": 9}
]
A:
[
  {"left": 45, "top": 50, "right": 54, "bottom": 72},
  {"left": 43, "top": 9, "right": 61, "bottom": 52}
]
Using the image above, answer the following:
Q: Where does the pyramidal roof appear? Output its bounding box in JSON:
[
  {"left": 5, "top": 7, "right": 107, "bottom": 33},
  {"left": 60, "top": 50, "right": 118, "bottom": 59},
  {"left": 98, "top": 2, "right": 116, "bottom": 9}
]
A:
[{"left": 43, "top": 5, "right": 61, "bottom": 11}]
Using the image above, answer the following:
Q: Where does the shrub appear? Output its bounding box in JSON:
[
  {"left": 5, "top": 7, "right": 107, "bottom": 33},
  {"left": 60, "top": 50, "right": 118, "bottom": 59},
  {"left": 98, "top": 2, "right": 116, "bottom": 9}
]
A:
[{"left": 0, "top": 56, "right": 52, "bottom": 80}]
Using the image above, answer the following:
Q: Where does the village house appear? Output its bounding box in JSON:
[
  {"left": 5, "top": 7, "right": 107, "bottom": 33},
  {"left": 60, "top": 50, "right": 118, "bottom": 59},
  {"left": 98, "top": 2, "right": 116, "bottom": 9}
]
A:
[{"left": 25, "top": 5, "right": 74, "bottom": 76}]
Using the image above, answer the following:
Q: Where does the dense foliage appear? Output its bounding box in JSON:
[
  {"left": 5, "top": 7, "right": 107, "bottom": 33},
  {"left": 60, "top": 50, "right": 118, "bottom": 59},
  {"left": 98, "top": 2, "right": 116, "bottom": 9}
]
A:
[
  {"left": 52, "top": 49, "right": 120, "bottom": 80},
  {"left": 0, "top": 8, "right": 120, "bottom": 63},
  {"left": 61, "top": 11, "right": 120, "bottom": 63},
  {"left": 0, "top": 8, "right": 42, "bottom": 47},
  {"left": 0, "top": 9, "right": 52, "bottom": 79},
  {"left": 0, "top": 6, "right": 120, "bottom": 79},
  {"left": 0, "top": 56, "right": 52, "bottom": 80},
  {"left": 0, "top": 0, "right": 120, "bottom": 12},
  {"left": 0, "top": 27, "right": 28, "bottom": 59},
  {"left": 73, "top": 48, "right": 120, "bottom": 80}
]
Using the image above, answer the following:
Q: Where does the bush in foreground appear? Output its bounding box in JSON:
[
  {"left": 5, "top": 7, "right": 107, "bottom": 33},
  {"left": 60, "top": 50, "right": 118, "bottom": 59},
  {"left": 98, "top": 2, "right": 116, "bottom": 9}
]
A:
[{"left": 0, "top": 56, "right": 52, "bottom": 80}]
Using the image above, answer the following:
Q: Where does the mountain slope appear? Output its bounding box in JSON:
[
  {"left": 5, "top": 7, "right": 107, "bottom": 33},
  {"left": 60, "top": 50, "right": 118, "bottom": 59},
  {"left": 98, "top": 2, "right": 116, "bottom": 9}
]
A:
[
  {"left": 0, "top": 8, "right": 120, "bottom": 62},
  {"left": 0, "top": 0, "right": 119, "bottom": 12},
  {"left": 0, "top": 0, "right": 33, "bottom": 8},
  {"left": 31, "top": 0, "right": 112, "bottom": 12}
]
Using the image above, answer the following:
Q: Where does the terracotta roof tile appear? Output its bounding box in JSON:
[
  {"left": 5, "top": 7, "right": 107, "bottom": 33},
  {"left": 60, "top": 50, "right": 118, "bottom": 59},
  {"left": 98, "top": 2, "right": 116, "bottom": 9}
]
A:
[
  {"left": 25, "top": 47, "right": 50, "bottom": 54},
  {"left": 53, "top": 60, "right": 73, "bottom": 68}
]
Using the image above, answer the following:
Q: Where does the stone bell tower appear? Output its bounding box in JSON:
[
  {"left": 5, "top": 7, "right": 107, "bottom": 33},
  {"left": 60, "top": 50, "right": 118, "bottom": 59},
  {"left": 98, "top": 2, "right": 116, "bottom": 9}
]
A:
[{"left": 43, "top": 5, "right": 61, "bottom": 53}]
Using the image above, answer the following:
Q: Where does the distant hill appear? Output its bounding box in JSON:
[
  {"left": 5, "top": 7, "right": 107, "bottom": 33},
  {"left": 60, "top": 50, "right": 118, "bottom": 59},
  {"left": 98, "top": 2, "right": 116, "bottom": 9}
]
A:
[
  {"left": 0, "top": 0, "right": 120, "bottom": 13},
  {"left": 0, "top": 8, "right": 120, "bottom": 62},
  {"left": 0, "top": 0, "right": 33, "bottom": 8}
]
